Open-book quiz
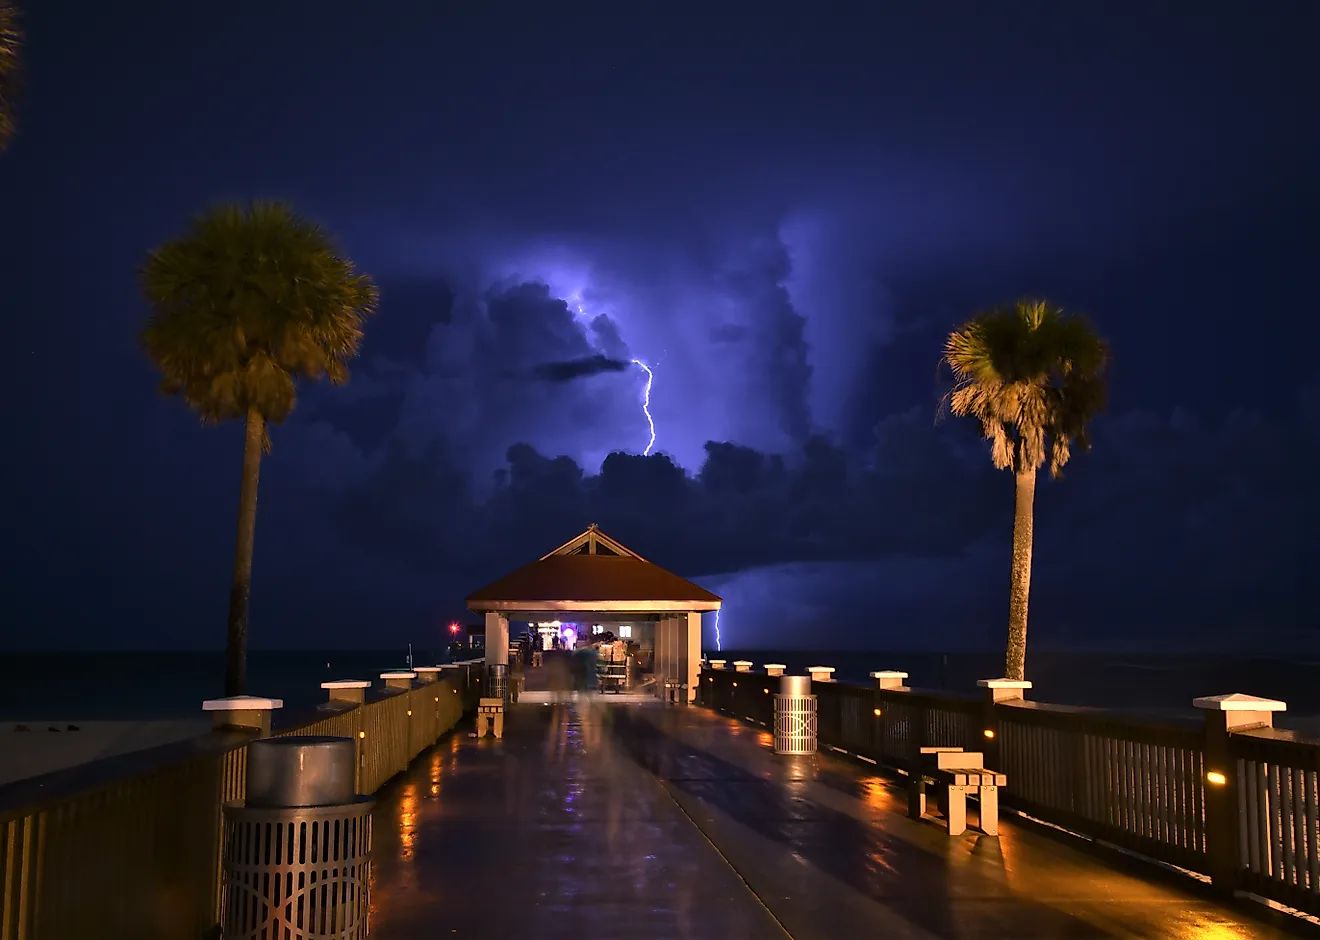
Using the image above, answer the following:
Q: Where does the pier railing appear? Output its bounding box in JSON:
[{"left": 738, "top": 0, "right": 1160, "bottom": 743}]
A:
[
  {"left": 0, "top": 660, "right": 484, "bottom": 940},
  {"left": 699, "top": 665, "right": 1320, "bottom": 917}
]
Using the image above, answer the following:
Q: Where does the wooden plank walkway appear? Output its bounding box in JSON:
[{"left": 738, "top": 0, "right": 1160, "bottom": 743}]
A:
[{"left": 367, "top": 693, "right": 1316, "bottom": 939}]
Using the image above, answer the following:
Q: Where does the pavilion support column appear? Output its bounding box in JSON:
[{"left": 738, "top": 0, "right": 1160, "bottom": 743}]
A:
[
  {"left": 657, "top": 620, "right": 675, "bottom": 691},
  {"left": 485, "top": 612, "right": 509, "bottom": 666},
  {"left": 684, "top": 611, "right": 701, "bottom": 704}
]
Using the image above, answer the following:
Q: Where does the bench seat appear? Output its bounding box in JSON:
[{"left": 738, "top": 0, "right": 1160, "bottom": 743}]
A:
[{"left": 907, "top": 746, "right": 1005, "bottom": 836}]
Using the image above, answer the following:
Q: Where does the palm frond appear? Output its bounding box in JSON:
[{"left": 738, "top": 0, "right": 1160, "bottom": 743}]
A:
[{"left": 0, "top": 1, "right": 22, "bottom": 152}]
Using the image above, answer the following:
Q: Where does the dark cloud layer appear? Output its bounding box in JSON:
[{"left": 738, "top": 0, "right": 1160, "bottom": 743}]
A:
[{"left": 531, "top": 355, "right": 631, "bottom": 383}]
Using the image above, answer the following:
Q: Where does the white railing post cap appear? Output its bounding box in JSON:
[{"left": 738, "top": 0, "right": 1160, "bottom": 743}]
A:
[
  {"left": 202, "top": 695, "right": 284, "bottom": 711},
  {"left": 870, "top": 671, "right": 909, "bottom": 679},
  {"left": 977, "top": 678, "right": 1033, "bottom": 690},
  {"left": 379, "top": 671, "right": 418, "bottom": 680},
  {"left": 320, "top": 680, "right": 371, "bottom": 690},
  {"left": 763, "top": 663, "right": 787, "bottom": 670},
  {"left": 1192, "top": 693, "right": 1287, "bottom": 712},
  {"left": 807, "top": 666, "right": 835, "bottom": 674}
]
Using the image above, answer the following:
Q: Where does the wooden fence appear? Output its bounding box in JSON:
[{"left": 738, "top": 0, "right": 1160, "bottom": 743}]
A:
[
  {"left": 699, "top": 666, "right": 1320, "bottom": 917},
  {"left": 0, "top": 661, "right": 483, "bottom": 940}
]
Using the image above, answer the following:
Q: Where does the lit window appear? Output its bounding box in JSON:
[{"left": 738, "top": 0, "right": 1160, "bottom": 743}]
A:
[
  {"left": 619, "top": 625, "right": 632, "bottom": 638},
  {"left": 592, "top": 624, "right": 604, "bottom": 635}
]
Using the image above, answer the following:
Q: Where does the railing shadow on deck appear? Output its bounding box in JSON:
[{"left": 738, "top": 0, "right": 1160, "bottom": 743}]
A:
[
  {"left": 698, "top": 665, "right": 1320, "bottom": 922},
  {"left": 0, "top": 658, "right": 486, "bottom": 940}
]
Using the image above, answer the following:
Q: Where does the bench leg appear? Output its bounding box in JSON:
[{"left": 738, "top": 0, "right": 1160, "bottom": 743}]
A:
[
  {"left": 978, "top": 785, "right": 999, "bottom": 836},
  {"left": 476, "top": 714, "right": 488, "bottom": 738},
  {"left": 907, "top": 776, "right": 927, "bottom": 819},
  {"left": 494, "top": 712, "right": 504, "bottom": 739},
  {"left": 946, "top": 785, "right": 968, "bottom": 836}
]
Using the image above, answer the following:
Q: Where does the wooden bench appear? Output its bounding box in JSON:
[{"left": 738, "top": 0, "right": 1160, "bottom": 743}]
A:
[
  {"left": 907, "top": 746, "right": 1006, "bottom": 836},
  {"left": 476, "top": 697, "right": 504, "bottom": 739}
]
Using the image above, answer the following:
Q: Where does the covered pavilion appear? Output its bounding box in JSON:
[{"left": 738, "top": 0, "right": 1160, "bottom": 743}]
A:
[{"left": 465, "top": 524, "right": 721, "bottom": 702}]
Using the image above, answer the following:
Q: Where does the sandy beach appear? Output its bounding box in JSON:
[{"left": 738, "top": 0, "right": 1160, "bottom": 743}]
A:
[{"left": 1, "top": 720, "right": 211, "bottom": 787}]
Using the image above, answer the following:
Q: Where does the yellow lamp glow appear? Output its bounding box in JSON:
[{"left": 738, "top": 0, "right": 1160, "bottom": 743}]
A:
[
  {"left": 984, "top": 729, "right": 995, "bottom": 739},
  {"left": 1207, "top": 771, "right": 1228, "bottom": 786},
  {"left": 873, "top": 708, "right": 882, "bottom": 717}
]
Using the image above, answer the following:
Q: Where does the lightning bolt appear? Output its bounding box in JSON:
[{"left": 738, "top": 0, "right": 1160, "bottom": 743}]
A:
[
  {"left": 630, "top": 359, "right": 656, "bottom": 456},
  {"left": 714, "top": 609, "right": 722, "bottom": 651}
]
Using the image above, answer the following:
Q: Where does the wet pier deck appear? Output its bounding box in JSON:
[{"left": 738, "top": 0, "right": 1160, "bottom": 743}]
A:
[{"left": 367, "top": 697, "right": 1313, "bottom": 939}]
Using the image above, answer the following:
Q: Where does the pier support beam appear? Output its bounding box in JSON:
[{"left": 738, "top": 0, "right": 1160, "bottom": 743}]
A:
[
  {"left": 685, "top": 611, "right": 702, "bottom": 703},
  {"left": 485, "top": 612, "right": 509, "bottom": 666}
]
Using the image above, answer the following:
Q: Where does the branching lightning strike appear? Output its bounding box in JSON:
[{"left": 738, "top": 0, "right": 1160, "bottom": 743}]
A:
[
  {"left": 630, "top": 359, "right": 656, "bottom": 456},
  {"left": 714, "top": 609, "right": 722, "bottom": 651}
]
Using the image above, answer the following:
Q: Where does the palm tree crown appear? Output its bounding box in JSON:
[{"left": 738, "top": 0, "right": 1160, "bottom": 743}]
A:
[
  {"left": 943, "top": 300, "right": 1109, "bottom": 477},
  {"left": 140, "top": 201, "right": 379, "bottom": 438},
  {"left": 0, "top": 1, "right": 21, "bottom": 152}
]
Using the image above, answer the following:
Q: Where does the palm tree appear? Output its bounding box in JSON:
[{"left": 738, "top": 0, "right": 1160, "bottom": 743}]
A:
[
  {"left": 141, "top": 202, "right": 379, "bottom": 696},
  {"left": 0, "top": 1, "right": 21, "bottom": 152},
  {"left": 942, "top": 300, "right": 1109, "bottom": 681}
]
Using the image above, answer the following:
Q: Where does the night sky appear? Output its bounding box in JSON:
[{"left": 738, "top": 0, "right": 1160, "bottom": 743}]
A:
[{"left": 2, "top": 2, "right": 1316, "bottom": 652}]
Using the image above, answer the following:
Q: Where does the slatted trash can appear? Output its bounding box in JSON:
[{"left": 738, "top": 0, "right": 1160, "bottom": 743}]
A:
[
  {"left": 222, "top": 736, "right": 374, "bottom": 940},
  {"left": 487, "top": 662, "right": 509, "bottom": 701},
  {"left": 773, "top": 675, "right": 818, "bottom": 755}
]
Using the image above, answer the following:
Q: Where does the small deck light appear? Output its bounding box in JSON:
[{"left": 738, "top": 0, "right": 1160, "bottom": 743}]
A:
[
  {"left": 407, "top": 710, "right": 413, "bottom": 717},
  {"left": 873, "top": 708, "right": 882, "bottom": 717},
  {"left": 359, "top": 730, "right": 366, "bottom": 739},
  {"left": 983, "top": 729, "right": 995, "bottom": 739},
  {"left": 732, "top": 681, "right": 738, "bottom": 688},
  {"left": 1207, "top": 771, "right": 1228, "bottom": 786}
]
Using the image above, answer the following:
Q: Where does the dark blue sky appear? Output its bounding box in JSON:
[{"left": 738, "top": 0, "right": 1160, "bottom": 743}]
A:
[{"left": 2, "top": 1, "right": 1316, "bottom": 651}]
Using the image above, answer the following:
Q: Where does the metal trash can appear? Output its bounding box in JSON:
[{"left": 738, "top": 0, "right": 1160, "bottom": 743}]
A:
[
  {"left": 222, "top": 736, "right": 374, "bottom": 940},
  {"left": 487, "top": 662, "right": 508, "bottom": 701},
  {"left": 773, "top": 675, "right": 818, "bottom": 755}
]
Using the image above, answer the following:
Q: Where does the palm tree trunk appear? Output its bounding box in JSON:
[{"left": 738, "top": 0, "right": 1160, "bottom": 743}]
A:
[
  {"left": 1005, "top": 467, "right": 1037, "bottom": 681},
  {"left": 225, "top": 408, "right": 265, "bottom": 697}
]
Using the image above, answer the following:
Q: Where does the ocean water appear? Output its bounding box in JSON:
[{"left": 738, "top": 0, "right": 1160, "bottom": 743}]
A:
[
  {"left": 713, "top": 649, "right": 1320, "bottom": 719},
  {"left": 0, "top": 650, "right": 451, "bottom": 720},
  {"left": 2, "top": 648, "right": 1317, "bottom": 724}
]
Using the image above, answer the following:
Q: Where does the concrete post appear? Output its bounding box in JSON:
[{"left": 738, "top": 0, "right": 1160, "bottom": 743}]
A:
[
  {"left": 1194, "top": 692, "right": 1287, "bottom": 890},
  {"left": 709, "top": 659, "right": 727, "bottom": 670},
  {"left": 321, "top": 679, "right": 371, "bottom": 704},
  {"left": 381, "top": 671, "right": 416, "bottom": 691},
  {"left": 414, "top": 666, "right": 442, "bottom": 684},
  {"left": 685, "top": 611, "right": 702, "bottom": 703},
  {"left": 764, "top": 664, "right": 786, "bottom": 677},
  {"left": 806, "top": 666, "right": 835, "bottom": 683},
  {"left": 733, "top": 660, "right": 752, "bottom": 673},
  {"left": 485, "top": 612, "right": 510, "bottom": 666},
  {"left": 976, "top": 678, "right": 1031, "bottom": 766},
  {"left": 202, "top": 695, "right": 283, "bottom": 736},
  {"left": 870, "top": 671, "right": 909, "bottom": 690}
]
